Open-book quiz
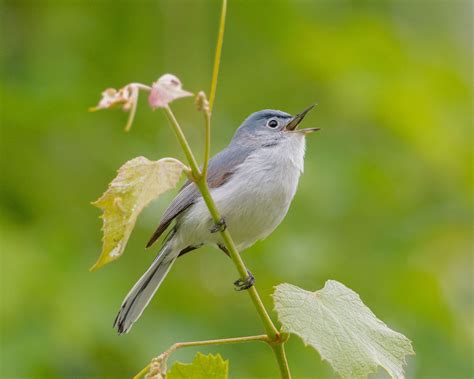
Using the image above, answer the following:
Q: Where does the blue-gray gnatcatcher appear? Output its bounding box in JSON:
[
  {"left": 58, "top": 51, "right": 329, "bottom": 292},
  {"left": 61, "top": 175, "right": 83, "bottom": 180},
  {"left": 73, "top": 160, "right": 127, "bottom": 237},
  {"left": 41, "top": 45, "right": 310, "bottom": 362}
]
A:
[{"left": 114, "top": 106, "right": 318, "bottom": 334}]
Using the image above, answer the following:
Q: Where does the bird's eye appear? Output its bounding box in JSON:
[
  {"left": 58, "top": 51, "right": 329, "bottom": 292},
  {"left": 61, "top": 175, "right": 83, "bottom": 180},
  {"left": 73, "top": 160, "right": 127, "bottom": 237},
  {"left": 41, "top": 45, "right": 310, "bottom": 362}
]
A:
[{"left": 267, "top": 119, "right": 279, "bottom": 128}]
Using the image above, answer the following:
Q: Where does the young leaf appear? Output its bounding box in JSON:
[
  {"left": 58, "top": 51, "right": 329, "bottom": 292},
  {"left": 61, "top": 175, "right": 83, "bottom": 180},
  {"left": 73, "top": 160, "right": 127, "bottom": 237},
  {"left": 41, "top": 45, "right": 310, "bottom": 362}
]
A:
[
  {"left": 273, "top": 281, "right": 414, "bottom": 379},
  {"left": 90, "top": 83, "right": 146, "bottom": 131},
  {"left": 90, "top": 86, "right": 136, "bottom": 111},
  {"left": 148, "top": 74, "right": 193, "bottom": 109},
  {"left": 166, "top": 353, "right": 228, "bottom": 379},
  {"left": 91, "top": 157, "right": 186, "bottom": 271}
]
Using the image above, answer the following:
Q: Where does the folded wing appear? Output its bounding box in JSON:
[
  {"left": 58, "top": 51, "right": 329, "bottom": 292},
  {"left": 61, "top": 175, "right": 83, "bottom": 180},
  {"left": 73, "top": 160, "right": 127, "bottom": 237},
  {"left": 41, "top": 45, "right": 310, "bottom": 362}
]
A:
[{"left": 146, "top": 144, "right": 256, "bottom": 248}]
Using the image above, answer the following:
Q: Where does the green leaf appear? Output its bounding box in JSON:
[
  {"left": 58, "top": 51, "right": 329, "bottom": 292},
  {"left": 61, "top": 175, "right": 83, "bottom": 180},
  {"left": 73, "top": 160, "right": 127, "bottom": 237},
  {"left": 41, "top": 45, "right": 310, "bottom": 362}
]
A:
[
  {"left": 166, "top": 353, "right": 228, "bottom": 379},
  {"left": 273, "top": 281, "right": 415, "bottom": 379},
  {"left": 91, "top": 157, "right": 185, "bottom": 271}
]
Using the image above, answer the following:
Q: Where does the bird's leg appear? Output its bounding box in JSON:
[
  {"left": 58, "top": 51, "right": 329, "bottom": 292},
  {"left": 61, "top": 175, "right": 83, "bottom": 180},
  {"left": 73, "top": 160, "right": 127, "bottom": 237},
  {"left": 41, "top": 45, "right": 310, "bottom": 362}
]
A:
[
  {"left": 217, "top": 243, "right": 255, "bottom": 291},
  {"left": 233, "top": 270, "right": 255, "bottom": 291},
  {"left": 209, "top": 217, "right": 226, "bottom": 233},
  {"left": 217, "top": 243, "right": 231, "bottom": 257}
]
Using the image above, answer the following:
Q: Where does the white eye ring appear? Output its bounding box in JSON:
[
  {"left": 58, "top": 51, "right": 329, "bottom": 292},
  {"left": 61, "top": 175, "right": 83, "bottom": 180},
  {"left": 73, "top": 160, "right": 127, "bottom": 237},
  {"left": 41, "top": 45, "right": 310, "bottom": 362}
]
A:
[{"left": 267, "top": 119, "right": 279, "bottom": 128}]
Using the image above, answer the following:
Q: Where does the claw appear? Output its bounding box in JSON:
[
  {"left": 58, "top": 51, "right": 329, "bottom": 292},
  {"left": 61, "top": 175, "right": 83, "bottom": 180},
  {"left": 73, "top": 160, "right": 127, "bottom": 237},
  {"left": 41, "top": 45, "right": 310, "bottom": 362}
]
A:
[
  {"left": 210, "top": 217, "right": 226, "bottom": 233},
  {"left": 233, "top": 270, "right": 255, "bottom": 291}
]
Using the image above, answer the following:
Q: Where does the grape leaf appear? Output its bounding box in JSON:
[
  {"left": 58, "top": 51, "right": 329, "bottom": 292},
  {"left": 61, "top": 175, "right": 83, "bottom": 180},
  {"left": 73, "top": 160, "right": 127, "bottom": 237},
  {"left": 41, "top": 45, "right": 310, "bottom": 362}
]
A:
[
  {"left": 166, "top": 353, "right": 228, "bottom": 379},
  {"left": 273, "top": 281, "right": 414, "bottom": 379},
  {"left": 91, "top": 157, "right": 185, "bottom": 271}
]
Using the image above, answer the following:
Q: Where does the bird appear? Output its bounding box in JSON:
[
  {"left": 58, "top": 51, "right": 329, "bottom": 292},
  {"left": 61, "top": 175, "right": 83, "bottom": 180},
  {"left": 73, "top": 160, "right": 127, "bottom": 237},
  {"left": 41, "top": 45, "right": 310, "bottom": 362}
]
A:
[{"left": 114, "top": 105, "right": 319, "bottom": 334}]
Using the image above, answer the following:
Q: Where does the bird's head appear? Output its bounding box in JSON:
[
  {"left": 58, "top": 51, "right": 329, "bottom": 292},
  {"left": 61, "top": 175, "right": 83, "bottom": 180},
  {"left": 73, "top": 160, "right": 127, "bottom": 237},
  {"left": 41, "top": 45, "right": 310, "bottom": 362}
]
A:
[{"left": 232, "top": 105, "right": 318, "bottom": 147}]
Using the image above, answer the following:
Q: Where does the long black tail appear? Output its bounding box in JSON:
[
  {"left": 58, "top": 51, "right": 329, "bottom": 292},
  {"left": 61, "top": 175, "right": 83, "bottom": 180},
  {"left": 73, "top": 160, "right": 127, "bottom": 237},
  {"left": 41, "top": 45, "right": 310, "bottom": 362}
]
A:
[{"left": 113, "top": 243, "right": 177, "bottom": 334}]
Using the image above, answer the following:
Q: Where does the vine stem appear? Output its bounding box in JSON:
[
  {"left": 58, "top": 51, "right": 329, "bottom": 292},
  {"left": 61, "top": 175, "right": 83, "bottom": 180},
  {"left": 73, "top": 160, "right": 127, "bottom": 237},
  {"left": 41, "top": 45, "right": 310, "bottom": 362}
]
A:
[
  {"left": 163, "top": 105, "right": 291, "bottom": 379},
  {"left": 135, "top": 335, "right": 270, "bottom": 379},
  {"left": 208, "top": 0, "right": 227, "bottom": 114},
  {"left": 164, "top": 105, "right": 277, "bottom": 339},
  {"left": 157, "top": 0, "right": 291, "bottom": 377},
  {"left": 165, "top": 334, "right": 271, "bottom": 352},
  {"left": 201, "top": 100, "right": 211, "bottom": 179},
  {"left": 163, "top": 108, "right": 201, "bottom": 177},
  {"left": 271, "top": 344, "right": 291, "bottom": 379}
]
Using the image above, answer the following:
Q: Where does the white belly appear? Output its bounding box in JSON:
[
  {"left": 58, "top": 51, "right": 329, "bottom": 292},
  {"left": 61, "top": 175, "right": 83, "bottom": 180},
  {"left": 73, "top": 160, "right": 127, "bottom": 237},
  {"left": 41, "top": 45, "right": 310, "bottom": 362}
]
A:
[{"left": 175, "top": 135, "right": 306, "bottom": 251}]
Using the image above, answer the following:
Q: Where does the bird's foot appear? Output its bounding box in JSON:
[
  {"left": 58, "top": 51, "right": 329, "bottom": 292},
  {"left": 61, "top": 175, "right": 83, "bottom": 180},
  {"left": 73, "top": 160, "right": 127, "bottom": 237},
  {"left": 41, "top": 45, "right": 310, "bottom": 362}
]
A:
[
  {"left": 233, "top": 270, "right": 255, "bottom": 291},
  {"left": 210, "top": 217, "right": 226, "bottom": 233}
]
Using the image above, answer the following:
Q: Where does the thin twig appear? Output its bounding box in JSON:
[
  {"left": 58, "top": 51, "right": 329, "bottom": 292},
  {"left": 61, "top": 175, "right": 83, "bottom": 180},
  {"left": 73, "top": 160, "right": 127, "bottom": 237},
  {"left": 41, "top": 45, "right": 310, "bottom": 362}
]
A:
[
  {"left": 208, "top": 0, "right": 227, "bottom": 114},
  {"left": 271, "top": 344, "right": 292, "bottom": 379},
  {"left": 134, "top": 335, "right": 270, "bottom": 379},
  {"left": 124, "top": 86, "right": 139, "bottom": 132},
  {"left": 168, "top": 334, "right": 270, "bottom": 353},
  {"left": 164, "top": 106, "right": 201, "bottom": 178},
  {"left": 201, "top": 100, "right": 211, "bottom": 179}
]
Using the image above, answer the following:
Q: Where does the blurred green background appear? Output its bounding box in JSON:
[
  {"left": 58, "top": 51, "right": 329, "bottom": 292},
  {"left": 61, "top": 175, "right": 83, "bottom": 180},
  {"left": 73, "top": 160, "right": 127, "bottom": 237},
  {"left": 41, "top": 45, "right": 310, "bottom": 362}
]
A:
[{"left": 1, "top": 0, "right": 472, "bottom": 378}]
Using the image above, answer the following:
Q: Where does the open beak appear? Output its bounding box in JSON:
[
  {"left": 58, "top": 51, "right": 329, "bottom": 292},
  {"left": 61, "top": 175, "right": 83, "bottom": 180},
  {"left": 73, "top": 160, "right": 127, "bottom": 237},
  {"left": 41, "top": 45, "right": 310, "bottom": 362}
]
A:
[{"left": 285, "top": 104, "right": 320, "bottom": 134}]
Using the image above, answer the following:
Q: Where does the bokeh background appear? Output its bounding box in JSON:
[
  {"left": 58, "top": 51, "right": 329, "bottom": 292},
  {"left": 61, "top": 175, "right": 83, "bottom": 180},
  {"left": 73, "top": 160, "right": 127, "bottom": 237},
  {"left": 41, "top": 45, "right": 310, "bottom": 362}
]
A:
[{"left": 1, "top": 0, "right": 472, "bottom": 378}]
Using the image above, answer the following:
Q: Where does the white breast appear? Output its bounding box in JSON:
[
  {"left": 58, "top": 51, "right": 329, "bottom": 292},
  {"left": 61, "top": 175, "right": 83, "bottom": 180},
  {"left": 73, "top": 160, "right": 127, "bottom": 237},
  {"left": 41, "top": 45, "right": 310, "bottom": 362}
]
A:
[{"left": 176, "top": 134, "right": 306, "bottom": 251}]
